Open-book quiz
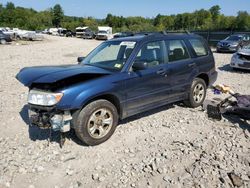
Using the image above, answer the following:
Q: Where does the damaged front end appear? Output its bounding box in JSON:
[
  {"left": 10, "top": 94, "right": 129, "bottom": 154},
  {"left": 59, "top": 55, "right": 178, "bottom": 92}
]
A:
[
  {"left": 27, "top": 89, "right": 72, "bottom": 132},
  {"left": 16, "top": 64, "right": 113, "bottom": 146},
  {"left": 29, "top": 107, "right": 72, "bottom": 132},
  {"left": 28, "top": 104, "right": 73, "bottom": 147}
]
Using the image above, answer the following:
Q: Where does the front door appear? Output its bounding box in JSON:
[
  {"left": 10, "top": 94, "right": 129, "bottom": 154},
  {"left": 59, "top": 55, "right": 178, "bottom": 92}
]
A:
[{"left": 124, "top": 40, "right": 171, "bottom": 116}]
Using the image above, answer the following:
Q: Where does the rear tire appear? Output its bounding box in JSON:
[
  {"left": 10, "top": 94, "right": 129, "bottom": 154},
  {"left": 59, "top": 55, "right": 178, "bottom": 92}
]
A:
[
  {"left": 74, "top": 99, "right": 118, "bottom": 146},
  {"left": 184, "top": 78, "right": 207, "bottom": 108}
]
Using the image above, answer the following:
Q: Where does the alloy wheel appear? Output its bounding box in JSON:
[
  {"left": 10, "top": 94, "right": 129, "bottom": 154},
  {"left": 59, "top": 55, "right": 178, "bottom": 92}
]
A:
[
  {"left": 87, "top": 108, "right": 113, "bottom": 139},
  {"left": 193, "top": 83, "right": 205, "bottom": 103}
]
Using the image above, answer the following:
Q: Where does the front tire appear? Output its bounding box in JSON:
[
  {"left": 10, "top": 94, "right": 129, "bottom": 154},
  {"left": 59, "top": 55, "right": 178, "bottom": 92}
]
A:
[
  {"left": 184, "top": 78, "right": 207, "bottom": 108},
  {"left": 0, "top": 39, "right": 6, "bottom": 45},
  {"left": 74, "top": 99, "right": 118, "bottom": 146}
]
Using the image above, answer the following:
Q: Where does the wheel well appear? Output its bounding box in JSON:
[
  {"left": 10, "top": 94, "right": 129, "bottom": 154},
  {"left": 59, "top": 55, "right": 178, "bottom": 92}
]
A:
[
  {"left": 89, "top": 94, "right": 122, "bottom": 118},
  {"left": 197, "top": 73, "right": 209, "bottom": 86}
]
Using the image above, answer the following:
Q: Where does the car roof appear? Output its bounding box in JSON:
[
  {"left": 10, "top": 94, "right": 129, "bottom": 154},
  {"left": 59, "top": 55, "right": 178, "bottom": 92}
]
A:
[{"left": 110, "top": 32, "right": 202, "bottom": 43}]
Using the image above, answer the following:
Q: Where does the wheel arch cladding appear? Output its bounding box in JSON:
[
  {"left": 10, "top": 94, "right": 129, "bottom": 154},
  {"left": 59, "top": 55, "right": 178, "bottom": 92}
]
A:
[
  {"left": 82, "top": 94, "right": 122, "bottom": 119},
  {"left": 196, "top": 73, "right": 209, "bottom": 86}
]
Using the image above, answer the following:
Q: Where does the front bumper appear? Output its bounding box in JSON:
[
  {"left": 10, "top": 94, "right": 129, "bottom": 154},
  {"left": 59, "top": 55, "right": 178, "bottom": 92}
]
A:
[
  {"left": 96, "top": 35, "right": 108, "bottom": 40},
  {"left": 28, "top": 105, "right": 72, "bottom": 132},
  {"left": 217, "top": 46, "right": 238, "bottom": 52},
  {"left": 230, "top": 59, "right": 250, "bottom": 70},
  {"left": 83, "top": 34, "right": 93, "bottom": 39}
]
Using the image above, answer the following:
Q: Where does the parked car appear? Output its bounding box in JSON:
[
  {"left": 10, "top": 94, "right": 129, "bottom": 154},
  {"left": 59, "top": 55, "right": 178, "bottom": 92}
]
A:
[
  {"left": 0, "top": 27, "right": 15, "bottom": 38},
  {"left": 42, "top": 28, "right": 50, "bottom": 34},
  {"left": 16, "top": 32, "right": 217, "bottom": 146},
  {"left": 58, "top": 28, "right": 67, "bottom": 36},
  {"left": 96, "top": 26, "right": 112, "bottom": 40},
  {"left": 216, "top": 34, "right": 250, "bottom": 53},
  {"left": 48, "top": 28, "right": 59, "bottom": 36},
  {"left": 65, "top": 30, "right": 76, "bottom": 37},
  {"left": 113, "top": 32, "right": 134, "bottom": 38},
  {"left": 0, "top": 30, "right": 12, "bottom": 44},
  {"left": 75, "top": 27, "right": 88, "bottom": 38},
  {"left": 16, "top": 30, "right": 43, "bottom": 41},
  {"left": 230, "top": 44, "right": 250, "bottom": 70},
  {"left": 82, "top": 28, "right": 95, "bottom": 39}
]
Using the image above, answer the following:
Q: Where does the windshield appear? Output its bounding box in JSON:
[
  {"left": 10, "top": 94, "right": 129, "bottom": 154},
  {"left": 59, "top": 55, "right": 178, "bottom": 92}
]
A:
[
  {"left": 225, "top": 35, "right": 243, "bottom": 41},
  {"left": 82, "top": 41, "right": 137, "bottom": 71},
  {"left": 99, "top": 30, "right": 107, "bottom": 34},
  {"left": 242, "top": 44, "right": 250, "bottom": 49},
  {"left": 76, "top": 29, "right": 86, "bottom": 32}
]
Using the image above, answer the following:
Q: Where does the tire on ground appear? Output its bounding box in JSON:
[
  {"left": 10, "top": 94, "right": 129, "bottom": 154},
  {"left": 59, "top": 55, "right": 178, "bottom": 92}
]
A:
[
  {"left": 0, "top": 39, "right": 6, "bottom": 45},
  {"left": 74, "top": 99, "right": 118, "bottom": 146},
  {"left": 184, "top": 78, "right": 207, "bottom": 108}
]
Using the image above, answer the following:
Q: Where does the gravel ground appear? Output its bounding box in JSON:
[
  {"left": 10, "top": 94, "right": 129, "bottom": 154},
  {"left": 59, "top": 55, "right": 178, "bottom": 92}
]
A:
[{"left": 0, "top": 35, "right": 249, "bottom": 188}]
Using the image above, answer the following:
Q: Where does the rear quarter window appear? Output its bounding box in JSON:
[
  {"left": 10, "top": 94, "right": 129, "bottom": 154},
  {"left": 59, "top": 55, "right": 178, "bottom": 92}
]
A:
[{"left": 189, "top": 39, "right": 208, "bottom": 57}]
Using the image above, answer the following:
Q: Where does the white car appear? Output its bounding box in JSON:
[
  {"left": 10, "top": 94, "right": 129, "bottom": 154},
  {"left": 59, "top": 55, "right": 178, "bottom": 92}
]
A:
[
  {"left": 230, "top": 44, "right": 250, "bottom": 70},
  {"left": 0, "top": 27, "right": 15, "bottom": 38}
]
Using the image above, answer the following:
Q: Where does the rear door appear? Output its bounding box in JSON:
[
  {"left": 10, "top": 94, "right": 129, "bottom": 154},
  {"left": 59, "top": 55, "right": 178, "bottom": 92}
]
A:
[
  {"left": 165, "top": 39, "right": 195, "bottom": 97},
  {"left": 187, "top": 38, "right": 213, "bottom": 74}
]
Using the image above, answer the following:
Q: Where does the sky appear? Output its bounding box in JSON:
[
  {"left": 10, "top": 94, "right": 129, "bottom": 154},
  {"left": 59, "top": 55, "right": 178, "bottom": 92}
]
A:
[{"left": 0, "top": 0, "right": 250, "bottom": 18}]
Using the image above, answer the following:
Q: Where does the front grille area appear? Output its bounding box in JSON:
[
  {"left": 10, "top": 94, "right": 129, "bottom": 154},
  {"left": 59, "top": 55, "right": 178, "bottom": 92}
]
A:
[
  {"left": 222, "top": 43, "right": 229, "bottom": 47},
  {"left": 239, "top": 54, "right": 250, "bottom": 61},
  {"left": 239, "top": 62, "right": 250, "bottom": 68}
]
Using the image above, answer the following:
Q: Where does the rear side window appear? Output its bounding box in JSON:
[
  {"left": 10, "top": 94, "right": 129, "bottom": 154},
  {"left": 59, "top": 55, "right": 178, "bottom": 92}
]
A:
[
  {"left": 189, "top": 39, "right": 208, "bottom": 57},
  {"left": 167, "top": 40, "right": 190, "bottom": 62}
]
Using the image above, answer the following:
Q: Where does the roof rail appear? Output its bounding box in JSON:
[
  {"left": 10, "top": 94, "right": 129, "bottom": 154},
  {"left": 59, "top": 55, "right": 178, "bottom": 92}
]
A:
[
  {"left": 133, "top": 30, "right": 192, "bottom": 37},
  {"left": 134, "top": 32, "right": 161, "bottom": 36},
  {"left": 164, "top": 30, "right": 191, "bottom": 35}
]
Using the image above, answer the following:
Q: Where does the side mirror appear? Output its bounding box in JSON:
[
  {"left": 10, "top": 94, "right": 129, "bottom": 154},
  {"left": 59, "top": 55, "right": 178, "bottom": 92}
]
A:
[
  {"left": 77, "top": 56, "right": 85, "bottom": 64},
  {"left": 132, "top": 61, "right": 148, "bottom": 71}
]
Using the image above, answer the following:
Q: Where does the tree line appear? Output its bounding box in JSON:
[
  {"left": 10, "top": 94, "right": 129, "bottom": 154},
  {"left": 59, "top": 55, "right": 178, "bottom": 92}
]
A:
[{"left": 0, "top": 2, "right": 250, "bottom": 32}]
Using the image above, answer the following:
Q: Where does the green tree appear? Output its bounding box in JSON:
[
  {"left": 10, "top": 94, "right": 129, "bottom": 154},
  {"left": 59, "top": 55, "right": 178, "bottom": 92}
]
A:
[
  {"left": 209, "top": 5, "right": 221, "bottom": 22},
  {"left": 6, "top": 2, "right": 15, "bottom": 10},
  {"left": 52, "top": 4, "right": 64, "bottom": 27},
  {"left": 236, "top": 11, "right": 250, "bottom": 30}
]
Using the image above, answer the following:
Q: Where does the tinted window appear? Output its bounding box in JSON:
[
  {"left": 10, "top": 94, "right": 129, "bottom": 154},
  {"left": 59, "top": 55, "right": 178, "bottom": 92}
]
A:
[
  {"left": 167, "top": 40, "right": 190, "bottom": 62},
  {"left": 134, "top": 40, "right": 166, "bottom": 68},
  {"left": 189, "top": 39, "right": 208, "bottom": 56}
]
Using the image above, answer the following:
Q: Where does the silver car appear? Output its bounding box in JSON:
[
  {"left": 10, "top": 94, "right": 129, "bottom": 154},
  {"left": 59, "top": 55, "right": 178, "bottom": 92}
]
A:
[
  {"left": 217, "top": 34, "right": 250, "bottom": 53},
  {"left": 230, "top": 44, "right": 250, "bottom": 70}
]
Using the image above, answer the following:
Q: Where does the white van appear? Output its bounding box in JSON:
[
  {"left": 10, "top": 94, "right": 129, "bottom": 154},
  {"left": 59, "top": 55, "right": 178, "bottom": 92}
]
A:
[
  {"left": 96, "top": 26, "right": 112, "bottom": 40},
  {"left": 75, "top": 27, "right": 88, "bottom": 38}
]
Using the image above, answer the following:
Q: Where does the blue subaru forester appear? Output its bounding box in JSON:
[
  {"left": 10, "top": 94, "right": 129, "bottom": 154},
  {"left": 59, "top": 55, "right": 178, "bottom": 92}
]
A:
[{"left": 16, "top": 32, "right": 217, "bottom": 145}]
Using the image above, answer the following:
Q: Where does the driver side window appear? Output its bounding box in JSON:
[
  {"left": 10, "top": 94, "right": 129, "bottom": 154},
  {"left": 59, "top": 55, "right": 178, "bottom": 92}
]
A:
[{"left": 133, "top": 40, "right": 166, "bottom": 69}]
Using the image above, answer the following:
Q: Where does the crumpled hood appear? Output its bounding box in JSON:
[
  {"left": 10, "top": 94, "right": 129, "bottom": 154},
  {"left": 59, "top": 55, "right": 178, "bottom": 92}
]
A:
[
  {"left": 16, "top": 64, "right": 112, "bottom": 87},
  {"left": 237, "top": 48, "right": 250, "bottom": 56}
]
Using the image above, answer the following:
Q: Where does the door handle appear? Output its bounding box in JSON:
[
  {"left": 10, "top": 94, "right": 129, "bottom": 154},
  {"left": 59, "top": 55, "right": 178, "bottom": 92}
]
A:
[
  {"left": 156, "top": 68, "right": 167, "bottom": 76},
  {"left": 188, "top": 63, "right": 196, "bottom": 67}
]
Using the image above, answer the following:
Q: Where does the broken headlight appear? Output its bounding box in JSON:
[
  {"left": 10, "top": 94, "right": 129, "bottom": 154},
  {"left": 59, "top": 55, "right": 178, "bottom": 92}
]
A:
[{"left": 28, "top": 90, "right": 63, "bottom": 106}]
